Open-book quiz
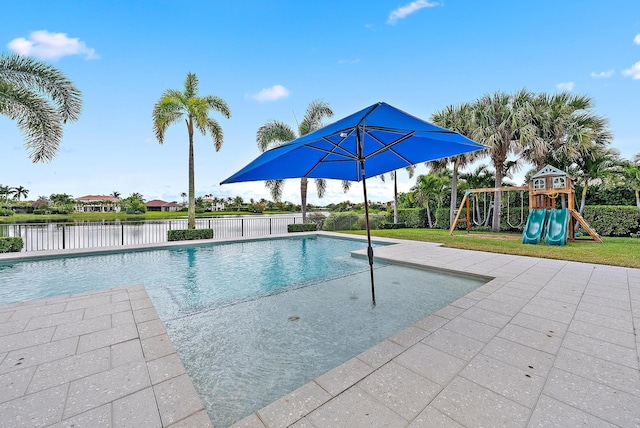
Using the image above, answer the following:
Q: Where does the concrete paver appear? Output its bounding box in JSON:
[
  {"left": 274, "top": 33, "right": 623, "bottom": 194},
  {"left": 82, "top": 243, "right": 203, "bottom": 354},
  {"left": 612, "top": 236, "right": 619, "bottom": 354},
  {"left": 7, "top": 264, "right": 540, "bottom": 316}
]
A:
[
  {"left": 1, "top": 234, "right": 639, "bottom": 427},
  {"left": 0, "top": 285, "right": 211, "bottom": 427}
]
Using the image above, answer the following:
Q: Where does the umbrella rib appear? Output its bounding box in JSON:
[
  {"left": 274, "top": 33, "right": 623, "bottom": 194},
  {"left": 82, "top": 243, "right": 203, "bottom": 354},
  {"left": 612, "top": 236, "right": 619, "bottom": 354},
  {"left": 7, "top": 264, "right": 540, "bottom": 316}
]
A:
[
  {"left": 296, "top": 133, "right": 358, "bottom": 177},
  {"left": 363, "top": 129, "right": 416, "bottom": 165}
]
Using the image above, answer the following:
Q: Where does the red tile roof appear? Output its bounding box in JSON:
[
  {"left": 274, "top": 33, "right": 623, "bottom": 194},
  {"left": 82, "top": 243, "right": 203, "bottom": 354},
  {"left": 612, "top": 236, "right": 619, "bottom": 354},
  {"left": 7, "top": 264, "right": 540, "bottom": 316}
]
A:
[
  {"left": 146, "top": 199, "right": 181, "bottom": 207},
  {"left": 76, "top": 195, "right": 120, "bottom": 202}
]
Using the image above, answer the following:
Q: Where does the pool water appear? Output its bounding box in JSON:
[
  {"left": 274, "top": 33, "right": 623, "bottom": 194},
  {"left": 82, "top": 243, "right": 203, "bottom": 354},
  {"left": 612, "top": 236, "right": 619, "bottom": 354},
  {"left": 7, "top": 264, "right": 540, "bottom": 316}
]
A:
[{"left": 0, "top": 236, "right": 485, "bottom": 427}]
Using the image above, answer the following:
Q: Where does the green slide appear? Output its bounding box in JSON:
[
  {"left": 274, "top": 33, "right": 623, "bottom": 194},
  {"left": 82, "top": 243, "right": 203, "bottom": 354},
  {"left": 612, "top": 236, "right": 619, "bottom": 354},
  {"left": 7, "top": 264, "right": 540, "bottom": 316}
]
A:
[
  {"left": 544, "top": 208, "right": 569, "bottom": 246},
  {"left": 522, "top": 209, "right": 547, "bottom": 244}
]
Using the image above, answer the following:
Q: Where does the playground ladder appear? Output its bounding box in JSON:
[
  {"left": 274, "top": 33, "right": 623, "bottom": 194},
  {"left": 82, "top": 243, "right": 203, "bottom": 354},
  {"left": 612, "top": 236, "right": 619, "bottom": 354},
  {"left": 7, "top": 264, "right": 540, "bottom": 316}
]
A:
[{"left": 570, "top": 210, "right": 603, "bottom": 243}]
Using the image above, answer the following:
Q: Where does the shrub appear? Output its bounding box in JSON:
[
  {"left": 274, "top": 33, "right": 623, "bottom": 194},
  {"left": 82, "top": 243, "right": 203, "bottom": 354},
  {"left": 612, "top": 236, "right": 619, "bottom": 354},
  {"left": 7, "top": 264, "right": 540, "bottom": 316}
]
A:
[
  {"left": 358, "top": 214, "right": 386, "bottom": 230},
  {"left": 435, "top": 208, "right": 450, "bottom": 230},
  {"left": 581, "top": 206, "right": 639, "bottom": 237},
  {"left": 0, "top": 208, "right": 14, "bottom": 216},
  {"left": 287, "top": 223, "right": 318, "bottom": 233},
  {"left": 306, "top": 212, "right": 326, "bottom": 229},
  {"left": 0, "top": 237, "right": 23, "bottom": 252},
  {"left": 323, "top": 212, "right": 360, "bottom": 231},
  {"left": 386, "top": 208, "right": 426, "bottom": 228},
  {"left": 379, "top": 222, "right": 407, "bottom": 229},
  {"left": 167, "top": 229, "right": 214, "bottom": 241}
]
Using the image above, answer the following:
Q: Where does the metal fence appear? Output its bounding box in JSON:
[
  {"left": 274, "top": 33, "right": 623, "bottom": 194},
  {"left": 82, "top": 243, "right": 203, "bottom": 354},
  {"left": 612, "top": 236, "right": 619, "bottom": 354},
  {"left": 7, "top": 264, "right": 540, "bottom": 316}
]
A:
[{"left": 0, "top": 216, "right": 303, "bottom": 252}]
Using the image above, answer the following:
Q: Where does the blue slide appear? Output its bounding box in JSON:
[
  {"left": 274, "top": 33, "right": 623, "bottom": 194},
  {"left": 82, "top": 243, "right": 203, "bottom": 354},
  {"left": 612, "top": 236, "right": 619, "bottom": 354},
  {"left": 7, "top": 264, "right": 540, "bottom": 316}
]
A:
[
  {"left": 544, "top": 208, "right": 569, "bottom": 246},
  {"left": 522, "top": 209, "right": 547, "bottom": 244}
]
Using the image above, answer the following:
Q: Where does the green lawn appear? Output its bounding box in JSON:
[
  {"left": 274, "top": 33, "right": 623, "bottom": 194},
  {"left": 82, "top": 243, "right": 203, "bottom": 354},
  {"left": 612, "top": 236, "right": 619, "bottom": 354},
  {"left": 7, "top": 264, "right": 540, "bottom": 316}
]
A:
[{"left": 343, "top": 228, "right": 640, "bottom": 269}]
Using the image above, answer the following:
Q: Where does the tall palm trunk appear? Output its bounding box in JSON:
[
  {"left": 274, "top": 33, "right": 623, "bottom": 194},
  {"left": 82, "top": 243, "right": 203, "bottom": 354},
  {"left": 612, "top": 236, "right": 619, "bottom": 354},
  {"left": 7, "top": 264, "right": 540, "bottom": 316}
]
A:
[
  {"left": 492, "top": 168, "right": 503, "bottom": 232},
  {"left": 300, "top": 178, "right": 308, "bottom": 222},
  {"left": 635, "top": 189, "right": 640, "bottom": 218},
  {"left": 187, "top": 121, "right": 196, "bottom": 230},
  {"left": 450, "top": 157, "right": 460, "bottom": 226},
  {"left": 425, "top": 201, "right": 433, "bottom": 228},
  {"left": 393, "top": 173, "right": 398, "bottom": 224},
  {"left": 579, "top": 185, "right": 588, "bottom": 215}
]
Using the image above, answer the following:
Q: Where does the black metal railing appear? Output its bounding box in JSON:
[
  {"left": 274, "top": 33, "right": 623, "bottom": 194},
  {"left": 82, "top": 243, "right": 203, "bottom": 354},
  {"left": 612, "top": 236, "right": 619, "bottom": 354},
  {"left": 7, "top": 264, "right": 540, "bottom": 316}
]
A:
[{"left": 0, "top": 216, "right": 303, "bottom": 252}]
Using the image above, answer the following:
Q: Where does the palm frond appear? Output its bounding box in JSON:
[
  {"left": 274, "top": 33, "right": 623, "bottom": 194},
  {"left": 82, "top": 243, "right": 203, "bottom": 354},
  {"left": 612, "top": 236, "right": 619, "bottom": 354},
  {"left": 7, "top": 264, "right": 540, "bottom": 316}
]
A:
[
  {"left": 299, "top": 99, "right": 333, "bottom": 136},
  {"left": 205, "top": 118, "right": 224, "bottom": 151},
  {"left": 203, "top": 95, "right": 231, "bottom": 119},
  {"left": 183, "top": 73, "right": 198, "bottom": 99},
  {"left": 314, "top": 179, "right": 326, "bottom": 198},
  {"left": 0, "top": 53, "right": 82, "bottom": 123},
  {"left": 256, "top": 121, "right": 296, "bottom": 152},
  {"left": 152, "top": 96, "right": 184, "bottom": 143},
  {"left": 0, "top": 80, "right": 63, "bottom": 162},
  {"left": 265, "top": 179, "right": 284, "bottom": 201}
]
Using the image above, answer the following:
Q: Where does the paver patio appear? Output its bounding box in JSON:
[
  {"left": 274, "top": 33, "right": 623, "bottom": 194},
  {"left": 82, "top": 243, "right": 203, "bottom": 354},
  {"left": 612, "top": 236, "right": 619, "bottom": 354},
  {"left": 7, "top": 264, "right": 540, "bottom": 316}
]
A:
[{"left": 1, "top": 234, "right": 638, "bottom": 427}]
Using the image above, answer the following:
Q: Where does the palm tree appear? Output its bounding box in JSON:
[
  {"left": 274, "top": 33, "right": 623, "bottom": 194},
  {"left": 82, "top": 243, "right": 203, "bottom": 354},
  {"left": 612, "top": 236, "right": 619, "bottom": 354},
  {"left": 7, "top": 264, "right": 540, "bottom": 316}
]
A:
[
  {"left": 256, "top": 100, "right": 336, "bottom": 223},
  {"left": 0, "top": 185, "right": 10, "bottom": 205},
  {"left": 411, "top": 174, "right": 449, "bottom": 228},
  {"left": 572, "top": 147, "right": 620, "bottom": 216},
  {"left": 430, "top": 102, "right": 482, "bottom": 224},
  {"left": 390, "top": 167, "right": 415, "bottom": 224},
  {"left": 471, "top": 89, "right": 537, "bottom": 231},
  {"left": 111, "top": 191, "right": 121, "bottom": 199},
  {"left": 623, "top": 153, "right": 640, "bottom": 218},
  {"left": 180, "top": 192, "right": 187, "bottom": 204},
  {"left": 0, "top": 53, "right": 82, "bottom": 162},
  {"left": 525, "top": 92, "right": 612, "bottom": 171},
  {"left": 10, "top": 185, "right": 29, "bottom": 201},
  {"left": 153, "top": 73, "right": 231, "bottom": 229},
  {"left": 234, "top": 196, "right": 243, "bottom": 211}
]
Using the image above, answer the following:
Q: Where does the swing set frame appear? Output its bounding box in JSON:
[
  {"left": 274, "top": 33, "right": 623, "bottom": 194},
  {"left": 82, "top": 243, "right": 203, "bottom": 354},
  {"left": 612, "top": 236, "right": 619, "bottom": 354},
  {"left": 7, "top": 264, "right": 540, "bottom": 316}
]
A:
[{"left": 449, "top": 166, "right": 602, "bottom": 242}]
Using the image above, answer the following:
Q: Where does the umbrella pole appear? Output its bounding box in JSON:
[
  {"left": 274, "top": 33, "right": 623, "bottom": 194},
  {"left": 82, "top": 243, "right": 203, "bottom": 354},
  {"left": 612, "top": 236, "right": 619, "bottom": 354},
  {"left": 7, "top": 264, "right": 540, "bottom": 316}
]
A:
[{"left": 360, "top": 160, "right": 376, "bottom": 306}]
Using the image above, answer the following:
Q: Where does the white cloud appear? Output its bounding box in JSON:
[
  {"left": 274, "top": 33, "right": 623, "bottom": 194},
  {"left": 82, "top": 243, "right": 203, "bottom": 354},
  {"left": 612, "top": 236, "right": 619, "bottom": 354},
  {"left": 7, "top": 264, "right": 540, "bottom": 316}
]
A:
[
  {"left": 556, "top": 82, "right": 575, "bottom": 91},
  {"left": 622, "top": 62, "right": 640, "bottom": 79},
  {"left": 590, "top": 69, "right": 614, "bottom": 78},
  {"left": 338, "top": 59, "right": 360, "bottom": 64},
  {"left": 248, "top": 84, "right": 290, "bottom": 102},
  {"left": 387, "top": 0, "right": 438, "bottom": 25},
  {"left": 634, "top": 34, "right": 640, "bottom": 45},
  {"left": 7, "top": 30, "right": 98, "bottom": 60}
]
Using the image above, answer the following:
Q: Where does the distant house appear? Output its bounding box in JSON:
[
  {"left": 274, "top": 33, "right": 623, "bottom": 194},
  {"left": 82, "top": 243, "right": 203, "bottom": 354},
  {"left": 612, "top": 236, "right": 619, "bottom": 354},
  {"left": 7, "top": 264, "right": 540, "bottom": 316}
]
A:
[
  {"left": 146, "top": 199, "right": 183, "bottom": 212},
  {"left": 202, "top": 198, "right": 225, "bottom": 211},
  {"left": 75, "top": 195, "right": 121, "bottom": 213}
]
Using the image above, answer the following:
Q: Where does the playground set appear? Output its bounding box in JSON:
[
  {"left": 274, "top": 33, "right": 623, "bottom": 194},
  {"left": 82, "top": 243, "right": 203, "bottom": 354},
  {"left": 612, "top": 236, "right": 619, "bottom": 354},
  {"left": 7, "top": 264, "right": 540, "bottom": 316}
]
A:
[{"left": 449, "top": 165, "right": 602, "bottom": 245}]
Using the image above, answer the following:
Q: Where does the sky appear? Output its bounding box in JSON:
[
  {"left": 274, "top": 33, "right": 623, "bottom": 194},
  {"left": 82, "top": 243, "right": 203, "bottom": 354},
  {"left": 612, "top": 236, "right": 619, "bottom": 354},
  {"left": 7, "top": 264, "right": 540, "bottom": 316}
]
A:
[{"left": 2, "top": 0, "right": 640, "bottom": 206}]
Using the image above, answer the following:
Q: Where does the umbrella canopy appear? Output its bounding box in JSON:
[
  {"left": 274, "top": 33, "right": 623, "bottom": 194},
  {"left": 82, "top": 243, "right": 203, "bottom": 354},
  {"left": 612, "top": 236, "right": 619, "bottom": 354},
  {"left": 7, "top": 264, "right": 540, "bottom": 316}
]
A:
[{"left": 222, "top": 102, "right": 486, "bottom": 304}]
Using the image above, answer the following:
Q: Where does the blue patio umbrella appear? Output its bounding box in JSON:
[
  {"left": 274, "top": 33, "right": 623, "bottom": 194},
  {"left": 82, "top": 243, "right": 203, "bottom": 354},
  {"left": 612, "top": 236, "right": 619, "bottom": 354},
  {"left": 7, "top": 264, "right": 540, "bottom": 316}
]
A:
[{"left": 221, "top": 102, "right": 485, "bottom": 305}]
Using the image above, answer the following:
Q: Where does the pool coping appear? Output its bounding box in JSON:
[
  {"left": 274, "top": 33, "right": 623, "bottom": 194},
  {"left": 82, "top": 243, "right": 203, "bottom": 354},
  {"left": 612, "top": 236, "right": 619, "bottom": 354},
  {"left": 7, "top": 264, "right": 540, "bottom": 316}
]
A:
[
  {"left": 0, "top": 284, "right": 212, "bottom": 427},
  {"left": 1, "top": 232, "right": 639, "bottom": 427}
]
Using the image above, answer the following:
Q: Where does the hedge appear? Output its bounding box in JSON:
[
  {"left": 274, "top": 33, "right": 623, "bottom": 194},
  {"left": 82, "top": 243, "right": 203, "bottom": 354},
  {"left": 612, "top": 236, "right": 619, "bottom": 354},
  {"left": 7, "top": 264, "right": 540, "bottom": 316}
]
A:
[
  {"left": 581, "top": 205, "right": 639, "bottom": 237},
  {"left": 167, "top": 229, "right": 214, "bottom": 241},
  {"left": 323, "top": 212, "right": 387, "bottom": 231},
  {"left": 0, "top": 237, "right": 23, "bottom": 253},
  {"left": 379, "top": 222, "right": 407, "bottom": 229},
  {"left": 0, "top": 208, "right": 14, "bottom": 216},
  {"left": 287, "top": 223, "right": 318, "bottom": 233},
  {"left": 385, "top": 208, "right": 426, "bottom": 228},
  {"left": 323, "top": 212, "right": 360, "bottom": 231}
]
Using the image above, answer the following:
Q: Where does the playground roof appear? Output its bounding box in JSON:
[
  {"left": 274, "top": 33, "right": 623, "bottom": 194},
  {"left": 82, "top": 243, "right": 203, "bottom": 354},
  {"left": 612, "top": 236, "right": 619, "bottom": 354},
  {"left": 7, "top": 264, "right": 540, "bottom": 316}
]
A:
[{"left": 532, "top": 164, "right": 567, "bottom": 178}]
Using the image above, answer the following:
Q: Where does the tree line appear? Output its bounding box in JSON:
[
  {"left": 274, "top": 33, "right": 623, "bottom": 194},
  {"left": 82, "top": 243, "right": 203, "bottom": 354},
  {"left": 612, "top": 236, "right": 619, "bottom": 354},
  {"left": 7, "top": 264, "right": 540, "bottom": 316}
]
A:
[{"left": 3, "top": 53, "right": 639, "bottom": 232}]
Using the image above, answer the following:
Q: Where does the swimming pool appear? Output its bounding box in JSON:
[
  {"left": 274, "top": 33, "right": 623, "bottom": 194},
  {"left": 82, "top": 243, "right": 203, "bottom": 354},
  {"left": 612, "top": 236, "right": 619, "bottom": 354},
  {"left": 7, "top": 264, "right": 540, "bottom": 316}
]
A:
[{"left": 0, "top": 236, "right": 485, "bottom": 427}]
